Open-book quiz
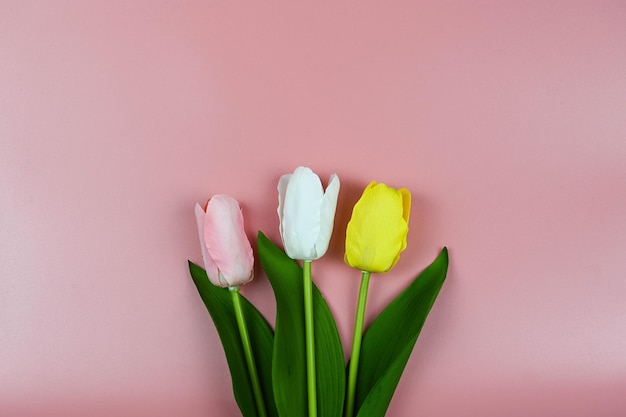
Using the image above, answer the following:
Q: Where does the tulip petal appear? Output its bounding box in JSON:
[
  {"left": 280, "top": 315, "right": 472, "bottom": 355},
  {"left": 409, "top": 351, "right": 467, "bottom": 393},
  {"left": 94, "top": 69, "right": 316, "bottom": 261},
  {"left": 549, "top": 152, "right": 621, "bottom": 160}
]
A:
[
  {"left": 399, "top": 187, "right": 411, "bottom": 224},
  {"left": 277, "top": 173, "right": 292, "bottom": 242},
  {"left": 281, "top": 167, "right": 324, "bottom": 260},
  {"left": 315, "top": 173, "right": 340, "bottom": 258},
  {"left": 195, "top": 203, "right": 220, "bottom": 286},
  {"left": 204, "top": 195, "right": 254, "bottom": 287},
  {"left": 398, "top": 188, "right": 411, "bottom": 255},
  {"left": 364, "top": 180, "right": 377, "bottom": 192}
]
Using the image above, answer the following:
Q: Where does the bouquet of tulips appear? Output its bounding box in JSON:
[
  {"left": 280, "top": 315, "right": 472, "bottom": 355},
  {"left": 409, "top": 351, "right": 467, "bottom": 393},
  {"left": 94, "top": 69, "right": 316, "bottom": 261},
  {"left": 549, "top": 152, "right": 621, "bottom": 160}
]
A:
[{"left": 188, "top": 166, "right": 449, "bottom": 417}]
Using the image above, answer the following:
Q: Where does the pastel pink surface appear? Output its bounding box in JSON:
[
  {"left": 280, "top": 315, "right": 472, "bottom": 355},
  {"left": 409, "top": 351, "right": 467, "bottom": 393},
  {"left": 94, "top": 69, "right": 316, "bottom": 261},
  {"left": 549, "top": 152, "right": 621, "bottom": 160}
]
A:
[{"left": 1, "top": 1, "right": 625, "bottom": 416}]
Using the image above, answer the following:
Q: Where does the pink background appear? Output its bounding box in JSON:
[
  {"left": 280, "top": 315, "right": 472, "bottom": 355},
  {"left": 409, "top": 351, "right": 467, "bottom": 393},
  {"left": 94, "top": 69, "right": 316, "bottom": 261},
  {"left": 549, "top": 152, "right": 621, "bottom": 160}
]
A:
[{"left": 2, "top": 1, "right": 625, "bottom": 416}]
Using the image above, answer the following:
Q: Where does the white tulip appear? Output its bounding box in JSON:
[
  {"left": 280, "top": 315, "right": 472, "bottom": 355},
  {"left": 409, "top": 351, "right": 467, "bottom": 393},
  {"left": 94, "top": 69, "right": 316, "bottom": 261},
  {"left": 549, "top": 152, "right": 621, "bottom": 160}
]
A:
[{"left": 277, "top": 166, "right": 340, "bottom": 261}]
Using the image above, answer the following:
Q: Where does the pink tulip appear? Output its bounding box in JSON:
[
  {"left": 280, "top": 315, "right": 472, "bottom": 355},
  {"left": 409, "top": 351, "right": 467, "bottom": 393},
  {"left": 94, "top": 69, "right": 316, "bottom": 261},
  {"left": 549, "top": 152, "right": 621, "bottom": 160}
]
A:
[{"left": 194, "top": 195, "right": 254, "bottom": 287}]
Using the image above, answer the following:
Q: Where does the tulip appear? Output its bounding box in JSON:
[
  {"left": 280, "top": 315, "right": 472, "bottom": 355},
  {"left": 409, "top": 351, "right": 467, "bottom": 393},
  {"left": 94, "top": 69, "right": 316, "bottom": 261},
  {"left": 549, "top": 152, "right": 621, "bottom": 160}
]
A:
[
  {"left": 277, "top": 166, "right": 340, "bottom": 417},
  {"left": 278, "top": 166, "right": 340, "bottom": 261},
  {"left": 344, "top": 181, "right": 411, "bottom": 417},
  {"left": 195, "top": 194, "right": 267, "bottom": 417},
  {"left": 194, "top": 194, "right": 254, "bottom": 287},
  {"left": 345, "top": 181, "right": 411, "bottom": 273}
]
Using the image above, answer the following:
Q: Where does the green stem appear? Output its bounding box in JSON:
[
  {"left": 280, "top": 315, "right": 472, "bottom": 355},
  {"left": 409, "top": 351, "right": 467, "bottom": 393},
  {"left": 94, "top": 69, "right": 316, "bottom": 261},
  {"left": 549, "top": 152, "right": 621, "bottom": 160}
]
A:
[
  {"left": 230, "top": 286, "right": 267, "bottom": 417},
  {"left": 303, "top": 260, "right": 317, "bottom": 417},
  {"left": 345, "top": 271, "right": 371, "bottom": 417}
]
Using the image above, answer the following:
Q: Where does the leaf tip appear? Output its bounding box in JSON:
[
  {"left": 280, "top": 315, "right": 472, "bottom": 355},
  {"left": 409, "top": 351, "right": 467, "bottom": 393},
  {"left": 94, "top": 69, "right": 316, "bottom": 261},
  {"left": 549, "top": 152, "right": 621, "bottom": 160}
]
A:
[
  {"left": 439, "top": 246, "right": 449, "bottom": 267},
  {"left": 188, "top": 260, "right": 196, "bottom": 272},
  {"left": 258, "top": 230, "right": 270, "bottom": 243}
]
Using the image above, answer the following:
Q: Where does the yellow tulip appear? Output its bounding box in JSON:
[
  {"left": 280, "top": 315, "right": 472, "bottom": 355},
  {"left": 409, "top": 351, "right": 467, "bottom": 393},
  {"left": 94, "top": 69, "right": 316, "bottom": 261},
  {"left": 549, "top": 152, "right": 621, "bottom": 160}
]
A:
[{"left": 345, "top": 181, "right": 411, "bottom": 273}]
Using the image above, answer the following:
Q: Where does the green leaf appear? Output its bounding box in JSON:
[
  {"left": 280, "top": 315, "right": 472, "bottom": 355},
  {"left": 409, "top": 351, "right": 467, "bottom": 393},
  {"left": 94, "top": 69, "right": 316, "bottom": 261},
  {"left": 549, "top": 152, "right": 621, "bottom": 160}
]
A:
[
  {"left": 188, "top": 261, "right": 278, "bottom": 417},
  {"left": 354, "top": 248, "right": 449, "bottom": 417},
  {"left": 257, "top": 231, "right": 345, "bottom": 417}
]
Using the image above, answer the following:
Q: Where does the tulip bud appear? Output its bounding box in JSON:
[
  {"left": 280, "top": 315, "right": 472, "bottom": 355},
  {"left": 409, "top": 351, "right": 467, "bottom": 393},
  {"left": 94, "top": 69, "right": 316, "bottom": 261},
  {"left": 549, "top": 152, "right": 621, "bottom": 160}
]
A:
[
  {"left": 195, "top": 194, "right": 254, "bottom": 287},
  {"left": 277, "top": 166, "right": 340, "bottom": 261},
  {"left": 345, "top": 181, "right": 411, "bottom": 273}
]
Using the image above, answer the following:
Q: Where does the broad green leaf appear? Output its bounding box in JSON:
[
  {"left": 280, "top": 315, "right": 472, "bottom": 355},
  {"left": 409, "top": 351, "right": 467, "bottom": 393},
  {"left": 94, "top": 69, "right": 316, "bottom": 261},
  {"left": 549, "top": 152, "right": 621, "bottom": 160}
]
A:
[
  {"left": 188, "top": 261, "right": 278, "bottom": 417},
  {"left": 354, "top": 248, "right": 449, "bottom": 417},
  {"left": 257, "top": 232, "right": 345, "bottom": 417}
]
